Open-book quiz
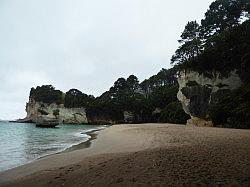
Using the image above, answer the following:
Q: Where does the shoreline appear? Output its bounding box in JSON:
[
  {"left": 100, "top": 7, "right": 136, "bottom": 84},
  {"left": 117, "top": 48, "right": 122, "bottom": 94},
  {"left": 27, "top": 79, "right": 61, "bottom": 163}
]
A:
[
  {"left": 0, "top": 123, "right": 249, "bottom": 186},
  {"left": 0, "top": 123, "right": 108, "bottom": 173},
  {"left": 59, "top": 126, "right": 106, "bottom": 154}
]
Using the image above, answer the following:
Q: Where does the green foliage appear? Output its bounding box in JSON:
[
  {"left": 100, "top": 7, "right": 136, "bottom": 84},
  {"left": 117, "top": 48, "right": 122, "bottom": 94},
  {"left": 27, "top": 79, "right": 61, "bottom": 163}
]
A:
[
  {"left": 127, "top": 75, "right": 139, "bottom": 92},
  {"left": 140, "top": 67, "right": 177, "bottom": 95},
  {"left": 30, "top": 68, "right": 181, "bottom": 124},
  {"left": 30, "top": 85, "right": 63, "bottom": 104},
  {"left": 87, "top": 75, "right": 146, "bottom": 123},
  {"left": 148, "top": 85, "right": 178, "bottom": 109},
  {"left": 171, "top": 0, "right": 250, "bottom": 76},
  {"left": 169, "top": 0, "right": 250, "bottom": 128},
  {"left": 201, "top": 0, "right": 249, "bottom": 37},
  {"left": 186, "top": 20, "right": 250, "bottom": 78},
  {"left": 87, "top": 69, "right": 180, "bottom": 124},
  {"left": 64, "top": 89, "right": 94, "bottom": 108},
  {"left": 29, "top": 1, "right": 250, "bottom": 127},
  {"left": 171, "top": 21, "right": 202, "bottom": 65},
  {"left": 87, "top": 91, "right": 124, "bottom": 123},
  {"left": 160, "top": 101, "right": 189, "bottom": 124},
  {"left": 210, "top": 84, "right": 250, "bottom": 129},
  {"left": 180, "top": 21, "right": 201, "bottom": 42}
]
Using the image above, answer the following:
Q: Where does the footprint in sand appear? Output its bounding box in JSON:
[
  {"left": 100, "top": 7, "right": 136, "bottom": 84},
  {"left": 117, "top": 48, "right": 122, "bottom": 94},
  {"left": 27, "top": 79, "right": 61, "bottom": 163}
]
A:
[
  {"left": 74, "top": 164, "right": 81, "bottom": 170},
  {"left": 116, "top": 178, "right": 124, "bottom": 183},
  {"left": 95, "top": 173, "right": 100, "bottom": 177},
  {"left": 131, "top": 178, "right": 137, "bottom": 182},
  {"left": 66, "top": 167, "right": 74, "bottom": 173}
]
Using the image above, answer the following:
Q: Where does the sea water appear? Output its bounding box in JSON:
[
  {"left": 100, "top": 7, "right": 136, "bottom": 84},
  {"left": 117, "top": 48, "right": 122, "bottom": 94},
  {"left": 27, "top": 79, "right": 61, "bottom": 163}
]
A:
[{"left": 0, "top": 121, "right": 106, "bottom": 172}]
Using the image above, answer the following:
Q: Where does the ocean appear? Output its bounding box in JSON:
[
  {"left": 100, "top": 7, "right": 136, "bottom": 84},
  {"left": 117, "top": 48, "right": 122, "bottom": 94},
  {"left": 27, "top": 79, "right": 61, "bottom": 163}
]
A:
[{"left": 0, "top": 121, "right": 106, "bottom": 172}]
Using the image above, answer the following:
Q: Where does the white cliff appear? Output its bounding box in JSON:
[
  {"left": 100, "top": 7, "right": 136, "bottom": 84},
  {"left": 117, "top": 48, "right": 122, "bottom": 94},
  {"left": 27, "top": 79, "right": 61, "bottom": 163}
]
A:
[
  {"left": 21, "top": 98, "right": 88, "bottom": 124},
  {"left": 177, "top": 70, "right": 242, "bottom": 126}
]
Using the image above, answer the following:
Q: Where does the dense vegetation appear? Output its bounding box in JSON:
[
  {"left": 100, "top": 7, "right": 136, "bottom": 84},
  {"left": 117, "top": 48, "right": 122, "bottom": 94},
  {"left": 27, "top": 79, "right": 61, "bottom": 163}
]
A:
[
  {"left": 30, "top": 85, "right": 63, "bottom": 104},
  {"left": 210, "top": 84, "right": 250, "bottom": 129},
  {"left": 30, "top": 68, "right": 187, "bottom": 124},
  {"left": 30, "top": 86, "right": 94, "bottom": 108},
  {"left": 30, "top": 0, "right": 249, "bottom": 128},
  {"left": 171, "top": 0, "right": 250, "bottom": 128},
  {"left": 171, "top": 0, "right": 249, "bottom": 77},
  {"left": 87, "top": 69, "right": 187, "bottom": 124},
  {"left": 64, "top": 89, "right": 94, "bottom": 108},
  {"left": 160, "top": 101, "right": 189, "bottom": 124}
]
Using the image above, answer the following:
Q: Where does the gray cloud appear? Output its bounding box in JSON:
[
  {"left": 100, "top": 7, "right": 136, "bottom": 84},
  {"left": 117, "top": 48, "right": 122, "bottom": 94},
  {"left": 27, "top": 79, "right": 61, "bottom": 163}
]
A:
[{"left": 0, "top": 0, "right": 214, "bottom": 120}]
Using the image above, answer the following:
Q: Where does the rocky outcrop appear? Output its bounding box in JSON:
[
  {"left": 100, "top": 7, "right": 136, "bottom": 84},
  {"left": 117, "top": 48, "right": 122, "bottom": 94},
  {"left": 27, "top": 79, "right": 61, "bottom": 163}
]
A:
[
  {"left": 19, "top": 98, "right": 88, "bottom": 124},
  {"left": 36, "top": 116, "right": 59, "bottom": 127},
  {"left": 177, "top": 70, "right": 242, "bottom": 126}
]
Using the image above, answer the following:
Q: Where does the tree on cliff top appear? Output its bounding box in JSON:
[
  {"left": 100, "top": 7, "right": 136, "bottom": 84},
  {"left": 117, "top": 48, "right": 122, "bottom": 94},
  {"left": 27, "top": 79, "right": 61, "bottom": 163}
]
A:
[
  {"left": 64, "top": 89, "right": 94, "bottom": 108},
  {"left": 30, "top": 85, "right": 63, "bottom": 104},
  {"left": 171, "top": 0, "right": 249, "bottom": 74},
  {"left": 171, "top": 21, "right": 202, "bottom": 66},
  {"left": 201, "top": 0, "right": 250, "bottom": 37},
  {"left": 127, "top": 75, "right": 139, "bottom": 92}
]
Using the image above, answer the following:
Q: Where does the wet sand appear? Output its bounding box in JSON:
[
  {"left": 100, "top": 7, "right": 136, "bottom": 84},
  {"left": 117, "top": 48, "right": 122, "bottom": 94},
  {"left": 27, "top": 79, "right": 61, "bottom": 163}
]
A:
[{"left": 0, "top": 124, "right": 249, "bottom": 187}]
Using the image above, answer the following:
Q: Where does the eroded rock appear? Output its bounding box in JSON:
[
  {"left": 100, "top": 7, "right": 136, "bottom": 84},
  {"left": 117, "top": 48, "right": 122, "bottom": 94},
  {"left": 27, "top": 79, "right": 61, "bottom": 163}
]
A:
[
  {"left": 177, "top": 70, "right": 242, "bottom": 126},
  {"left": 18, "top": 98, "right": 88, "bottom": 124}
]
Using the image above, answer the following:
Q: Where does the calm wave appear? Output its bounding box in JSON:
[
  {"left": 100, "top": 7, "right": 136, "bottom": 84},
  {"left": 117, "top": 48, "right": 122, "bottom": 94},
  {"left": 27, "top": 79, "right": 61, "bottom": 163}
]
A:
[{"left": 0, "top": 121, "right": 106, "bottom": 172}]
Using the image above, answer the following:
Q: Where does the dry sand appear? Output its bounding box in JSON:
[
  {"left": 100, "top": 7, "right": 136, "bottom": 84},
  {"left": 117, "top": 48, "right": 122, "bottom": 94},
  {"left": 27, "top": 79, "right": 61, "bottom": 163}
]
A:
[{"left": 0, "top": 123, "right": 249, "bottom": 187}]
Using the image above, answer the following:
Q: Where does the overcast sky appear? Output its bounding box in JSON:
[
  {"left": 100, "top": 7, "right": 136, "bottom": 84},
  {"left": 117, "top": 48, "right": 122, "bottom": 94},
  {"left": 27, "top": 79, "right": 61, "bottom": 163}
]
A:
[{"left": 0, "top": 0, "right": 214, "bottom": 120}]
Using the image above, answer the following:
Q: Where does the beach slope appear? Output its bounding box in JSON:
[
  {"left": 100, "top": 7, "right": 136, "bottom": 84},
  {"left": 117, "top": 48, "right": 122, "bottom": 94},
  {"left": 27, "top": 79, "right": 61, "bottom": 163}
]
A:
[{"left": 0, "top": 124, "right": 249, "bottom": 186}]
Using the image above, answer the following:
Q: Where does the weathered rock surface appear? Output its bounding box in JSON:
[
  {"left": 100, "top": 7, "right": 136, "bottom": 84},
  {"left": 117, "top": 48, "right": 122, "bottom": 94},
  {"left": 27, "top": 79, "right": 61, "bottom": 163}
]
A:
[
  {"left": 177, "top": 70, "right": 242, "bottom": 126},
  {"left": 35, "top": 116, "right": 59, "bottom": 127},
  {"left": 18, "top": 98, "right": 88, "bottom": 124}
]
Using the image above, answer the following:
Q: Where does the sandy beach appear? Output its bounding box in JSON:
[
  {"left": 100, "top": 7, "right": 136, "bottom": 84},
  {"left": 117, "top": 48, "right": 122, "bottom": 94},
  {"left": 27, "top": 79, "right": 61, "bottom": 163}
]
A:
[{"left": 0, "top": 123, "right": 249, "bottom": 187}]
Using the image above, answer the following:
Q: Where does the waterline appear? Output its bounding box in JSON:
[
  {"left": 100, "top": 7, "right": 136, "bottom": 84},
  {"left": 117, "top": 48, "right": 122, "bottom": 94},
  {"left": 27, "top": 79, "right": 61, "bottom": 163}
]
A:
[{"left": 0, "top": 122, "right": 107, "bottom": 172}]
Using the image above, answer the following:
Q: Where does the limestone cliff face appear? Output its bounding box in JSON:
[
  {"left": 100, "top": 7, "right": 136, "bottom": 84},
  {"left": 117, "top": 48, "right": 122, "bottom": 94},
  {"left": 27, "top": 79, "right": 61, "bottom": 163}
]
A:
[
  {"left": 177, "top": 70, "right": 242, "bottom": 126},
  {"left": 21, "top": 98, "right": 88, "bottom": 124}
]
